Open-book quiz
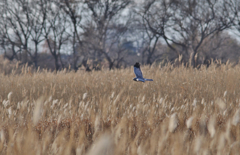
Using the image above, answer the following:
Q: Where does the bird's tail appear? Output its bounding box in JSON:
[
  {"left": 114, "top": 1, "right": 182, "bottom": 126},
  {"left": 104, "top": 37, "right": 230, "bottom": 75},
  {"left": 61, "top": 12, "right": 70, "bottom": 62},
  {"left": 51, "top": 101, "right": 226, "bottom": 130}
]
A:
[{"left": 144, "top": 78, "right": 153, "bottom": 81}]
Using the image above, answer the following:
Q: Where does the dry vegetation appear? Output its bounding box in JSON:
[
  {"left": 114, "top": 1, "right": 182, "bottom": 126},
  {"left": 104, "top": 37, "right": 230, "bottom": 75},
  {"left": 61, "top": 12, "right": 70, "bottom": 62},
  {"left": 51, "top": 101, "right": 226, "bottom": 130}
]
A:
[{"left": 0, "top": 63, "right": 240, "bottom": 155}]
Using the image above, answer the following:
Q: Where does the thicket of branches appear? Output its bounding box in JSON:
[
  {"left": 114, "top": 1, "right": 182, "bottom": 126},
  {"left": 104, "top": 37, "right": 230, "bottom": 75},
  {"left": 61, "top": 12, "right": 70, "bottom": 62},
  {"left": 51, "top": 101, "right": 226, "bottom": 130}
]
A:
[{"left": 0, "top": 0, "right": 240, "bottom": 70}]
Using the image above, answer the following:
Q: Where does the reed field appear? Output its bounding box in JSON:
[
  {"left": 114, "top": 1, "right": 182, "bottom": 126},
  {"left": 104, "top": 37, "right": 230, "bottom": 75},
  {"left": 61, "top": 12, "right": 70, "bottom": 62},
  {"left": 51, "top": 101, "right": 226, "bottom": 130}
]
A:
[{"left": 0, "top": 63, "right": 239, "bottom": 155}]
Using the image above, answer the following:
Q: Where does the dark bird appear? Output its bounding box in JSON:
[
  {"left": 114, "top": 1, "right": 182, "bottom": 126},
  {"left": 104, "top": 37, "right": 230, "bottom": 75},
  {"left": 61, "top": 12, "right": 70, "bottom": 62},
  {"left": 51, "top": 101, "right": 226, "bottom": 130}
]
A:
[{"left": 133, "top": 62, "right": 153, "bottom": 82}]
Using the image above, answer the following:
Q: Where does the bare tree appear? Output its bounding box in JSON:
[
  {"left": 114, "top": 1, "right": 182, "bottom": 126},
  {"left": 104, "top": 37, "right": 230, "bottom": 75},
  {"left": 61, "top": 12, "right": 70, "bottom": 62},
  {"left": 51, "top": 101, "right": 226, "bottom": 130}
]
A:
[
  {"left": 29, "top": 0, "right": 47, "bottom": 68},
  {"left": 0, "top": 0, "right": 239, "bottom": 71},
  {"left": 0, "top": 12, "right": 18, "bottom": 61},
  {"left": 133, "top": 0, "right": 177, "bottom": 65},
  {"left": 57, "top": 0, "right": 84, "bottom": 71},
  {"left": 0, "top": 0, "right": 48, "bottom": 68},
  {"left": 140, "top": 0, "right": 237, "bottom": 67},
  {"left": 83, "top": 0, "right": 132, "bottom": 70},
  {"left": 1, "top": 0, "right": 33, "bottom": 63},
  {"left": 130, "top": 15, "right": 162, "bottom": 65},
  {"left": 199, "top": 32, "right": 240, "bottom": 66},
  {"left": 43, "top": 0, "right": 70, "bottom": 71}
]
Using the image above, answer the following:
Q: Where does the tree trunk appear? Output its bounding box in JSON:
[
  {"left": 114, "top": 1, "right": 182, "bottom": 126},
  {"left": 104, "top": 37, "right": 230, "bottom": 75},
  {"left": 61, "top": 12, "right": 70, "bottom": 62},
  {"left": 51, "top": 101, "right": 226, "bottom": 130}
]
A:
[
  {"left": 54, "top": 54, "right": 59, "bottom": 71},
  {"left": 109, "top": 62, "right": 114, "bottom": 70},
  {"left": 146, "top": 51, "right": 153, "bottom": 65},
  {"left": 72, "top": 31, "right": 78, "bottom": 71},
  {"left": 34, "top": 44, "right": 38, "bottom": 69},
  {"left": 190, "top": 51, "right": 198, "bottom": 68}
]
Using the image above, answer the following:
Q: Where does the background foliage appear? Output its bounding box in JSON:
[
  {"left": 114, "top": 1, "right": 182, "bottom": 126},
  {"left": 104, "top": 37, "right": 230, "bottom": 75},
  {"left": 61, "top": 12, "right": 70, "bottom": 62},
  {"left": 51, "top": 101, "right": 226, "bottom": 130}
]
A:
[{"left": 1, "top": 0, "right": 240, "bottom": 70}]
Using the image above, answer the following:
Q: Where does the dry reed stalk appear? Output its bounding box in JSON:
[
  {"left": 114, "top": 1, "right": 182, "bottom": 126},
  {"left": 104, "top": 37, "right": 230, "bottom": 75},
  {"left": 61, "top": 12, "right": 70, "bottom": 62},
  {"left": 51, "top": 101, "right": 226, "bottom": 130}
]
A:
[{"left": 0, "top": 64, "right": 239, "bottom": 154}]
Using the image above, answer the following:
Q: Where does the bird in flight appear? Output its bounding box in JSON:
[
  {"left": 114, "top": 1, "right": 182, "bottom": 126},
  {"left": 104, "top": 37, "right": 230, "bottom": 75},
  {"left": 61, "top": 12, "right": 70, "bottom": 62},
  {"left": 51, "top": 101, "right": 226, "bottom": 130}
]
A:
[{"left": 133, "top": 62, "right": 153, "bottom": 82}]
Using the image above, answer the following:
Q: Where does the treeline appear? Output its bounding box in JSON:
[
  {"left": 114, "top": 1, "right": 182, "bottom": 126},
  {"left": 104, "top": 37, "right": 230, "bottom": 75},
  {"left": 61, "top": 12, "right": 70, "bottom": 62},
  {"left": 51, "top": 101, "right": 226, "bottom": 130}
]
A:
[{"left": 0, "top": 0, "right": 240, "bottom": 71}]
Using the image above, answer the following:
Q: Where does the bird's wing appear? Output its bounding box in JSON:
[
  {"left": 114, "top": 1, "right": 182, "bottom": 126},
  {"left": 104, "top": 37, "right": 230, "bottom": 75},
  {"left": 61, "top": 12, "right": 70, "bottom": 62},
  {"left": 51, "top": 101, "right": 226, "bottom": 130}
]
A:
[
  {"left": 134, "top": 67, "right": 143, "bottom": 78},
  {"left": 144, "top": 78, "right": 153, "bottom": 81}
]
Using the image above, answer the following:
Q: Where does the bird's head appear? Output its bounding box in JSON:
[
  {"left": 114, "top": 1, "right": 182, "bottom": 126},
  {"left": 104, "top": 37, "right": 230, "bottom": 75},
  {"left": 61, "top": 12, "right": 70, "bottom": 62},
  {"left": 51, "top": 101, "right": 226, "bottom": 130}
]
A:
[{"left": 134, "top": 62, "right": 140, "bottom": 68}]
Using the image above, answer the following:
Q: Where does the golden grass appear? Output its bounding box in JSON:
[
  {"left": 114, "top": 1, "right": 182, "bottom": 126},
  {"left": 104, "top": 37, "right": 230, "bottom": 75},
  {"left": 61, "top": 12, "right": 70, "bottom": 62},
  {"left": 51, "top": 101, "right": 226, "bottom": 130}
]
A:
[{"left": 0, "top": 63, "right": 239, "bottom": 155}]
